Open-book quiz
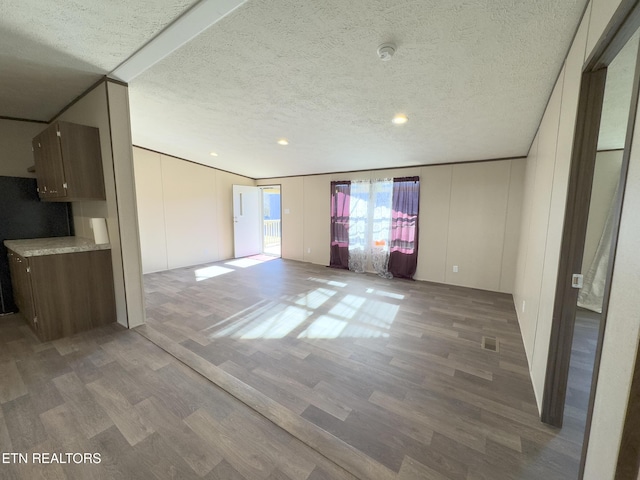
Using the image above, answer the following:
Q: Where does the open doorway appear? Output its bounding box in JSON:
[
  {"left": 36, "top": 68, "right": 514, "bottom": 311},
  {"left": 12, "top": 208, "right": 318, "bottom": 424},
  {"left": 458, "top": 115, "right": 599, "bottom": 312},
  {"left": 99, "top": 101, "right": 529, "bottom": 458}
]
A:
[
  {"left": 261, "top": 185, "right": 281, "bottom": 257},
  {"left": 232, "top": 184, "right": 282, "bottom": 259},
  {"left": 541, "top": 9, "right": 640, "bottom": 479}
]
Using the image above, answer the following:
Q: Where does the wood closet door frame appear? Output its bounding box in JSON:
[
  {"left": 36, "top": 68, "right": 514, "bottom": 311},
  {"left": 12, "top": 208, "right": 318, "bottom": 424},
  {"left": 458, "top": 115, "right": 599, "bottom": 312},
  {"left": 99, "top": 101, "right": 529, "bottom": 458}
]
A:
[{"left": 541, "top": 1, "right": 640, "bottom": 479}]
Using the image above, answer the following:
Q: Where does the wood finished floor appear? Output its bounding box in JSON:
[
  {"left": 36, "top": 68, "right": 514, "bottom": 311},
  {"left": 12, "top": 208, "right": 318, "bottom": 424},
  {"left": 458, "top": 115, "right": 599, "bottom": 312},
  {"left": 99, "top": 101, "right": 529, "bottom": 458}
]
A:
[
  {"left": 0, "top": 314, "right": 357, "bottom": 480},
  {"left": 564, "top": 308, "right": 600, "bottom": 439},
  {"left": 142, "top": 258, "right": 586, "bottom": 480}
]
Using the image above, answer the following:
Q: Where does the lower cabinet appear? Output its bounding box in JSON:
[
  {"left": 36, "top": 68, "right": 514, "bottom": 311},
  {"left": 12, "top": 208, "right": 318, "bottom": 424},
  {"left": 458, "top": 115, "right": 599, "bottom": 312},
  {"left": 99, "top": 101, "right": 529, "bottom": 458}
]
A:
[{"left": 7, "top": 249, "right": 116, "bottom": 341}]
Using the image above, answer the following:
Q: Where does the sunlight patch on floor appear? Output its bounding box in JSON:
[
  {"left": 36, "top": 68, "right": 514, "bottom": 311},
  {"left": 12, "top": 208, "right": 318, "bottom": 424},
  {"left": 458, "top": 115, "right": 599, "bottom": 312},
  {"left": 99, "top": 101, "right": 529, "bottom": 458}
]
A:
[
  {"left": 308, "top": 277, "right": 348, "bottom": 288},
  {"left": 328, "top": 294, "right": 367, "bottom": 319},
  {"left": 225, "top": 258, "right": 264, "bottom": 268},
  {"left": 195, "top": 265, "right": 234, "bottom": 281},
  {"left": 366, "top": 288, "right": 405, "bottom": 300},
  {"left": 297, "top": 315, "right": 348, "bottom": 339},
  {"left": 295, "top": 288, "right": 337, "bottom": 309},
  {"left": 212, "top": 303, "right": 313, "bottom": 340}
]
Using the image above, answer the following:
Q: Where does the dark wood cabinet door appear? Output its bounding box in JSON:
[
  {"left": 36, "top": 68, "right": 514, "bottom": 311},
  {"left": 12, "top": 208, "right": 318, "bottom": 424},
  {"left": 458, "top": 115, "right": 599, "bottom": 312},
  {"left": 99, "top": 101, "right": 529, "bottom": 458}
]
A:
[
  {"left": 32, "top": 122, "right": 105, "bottom": 202},
  {"left": 7, "top": 251, "right": 37, "bottom": 331},
  {"left": 39, "top": 125, "right": 66, "bottom": 199},
  {"left": 31, "top": 135, "right": 48, "bottom": 197},
  {"left": 33, "top": 126, "right": 66, "bottom": 199},
  {"left": 7, "top": 249, "right": 115, "bottom": 341},
  {"left": 29, "top": 250, "right": 115, "bottom": 341},
  {"left": 57, "top": 122, "right": 105, "bottom": 201}
]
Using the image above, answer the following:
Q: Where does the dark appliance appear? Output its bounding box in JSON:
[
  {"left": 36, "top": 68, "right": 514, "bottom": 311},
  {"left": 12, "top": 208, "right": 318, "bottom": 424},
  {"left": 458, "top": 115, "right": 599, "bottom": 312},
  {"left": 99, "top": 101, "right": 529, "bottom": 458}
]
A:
[{"left": 0, "top": 176, "right": 73, "bottom": 314}]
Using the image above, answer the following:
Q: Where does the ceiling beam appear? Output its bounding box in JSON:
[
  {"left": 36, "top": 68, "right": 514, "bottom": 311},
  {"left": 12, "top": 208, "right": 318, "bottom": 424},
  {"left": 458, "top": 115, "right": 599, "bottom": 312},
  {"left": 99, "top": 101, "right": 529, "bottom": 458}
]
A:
[{"left": 109, "top": 0, "right": 246, "bottom": 83}]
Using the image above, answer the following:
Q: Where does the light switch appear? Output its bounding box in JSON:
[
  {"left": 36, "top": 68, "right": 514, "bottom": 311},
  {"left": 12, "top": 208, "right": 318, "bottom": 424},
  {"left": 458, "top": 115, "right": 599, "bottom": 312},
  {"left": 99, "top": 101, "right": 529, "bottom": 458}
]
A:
[{"left": 284, "top": 208, "right": 290, "bottom": 214}]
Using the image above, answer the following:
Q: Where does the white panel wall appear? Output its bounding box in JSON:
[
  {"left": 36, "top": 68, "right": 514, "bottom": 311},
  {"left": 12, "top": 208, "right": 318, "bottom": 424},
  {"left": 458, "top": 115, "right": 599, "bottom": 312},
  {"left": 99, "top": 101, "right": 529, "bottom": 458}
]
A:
[
  {"left": 162, "top": 156, "right": 218, "bottom": 269},
  {"left": 513, "top": 5, "right": 591, "bottom": 406},
  {"left": 258, "top": 158, "right": 525, "bottom": 294},
  {"left": 513, "top": 0, "right": 640, "bottom": 477},
  {"left": 445, "top": 161, "right": 511, "bottom": 291},
  {"left": 584, "top": 86, "right": 640, "bottom": 480},
  {"left": 415, "top": 165, "right": 453, "bottom": 283},
  {"left": 514, "top": 66, "right": 565, "bottom": 386},
  {"left": 133, "top": 149, "right": 168, "bottom": 273},
  {"left": 105, "top": 82, "right": 146, "bottom": 328},
  {"left": 280, "top": 177, "right": 305, "bottom": 262},
  {"left": 133, "top": 147, "right": 255, "bottom": 273},
  {"left": 500, "top": 159, "right": 527, "bottom": 293}
]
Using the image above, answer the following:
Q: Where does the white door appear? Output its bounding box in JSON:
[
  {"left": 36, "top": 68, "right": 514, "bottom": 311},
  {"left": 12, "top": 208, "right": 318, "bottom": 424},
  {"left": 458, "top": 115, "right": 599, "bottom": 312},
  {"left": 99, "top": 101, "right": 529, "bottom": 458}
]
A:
[{"left": 233, "top": 185, "right": 262, "bottom": 258}]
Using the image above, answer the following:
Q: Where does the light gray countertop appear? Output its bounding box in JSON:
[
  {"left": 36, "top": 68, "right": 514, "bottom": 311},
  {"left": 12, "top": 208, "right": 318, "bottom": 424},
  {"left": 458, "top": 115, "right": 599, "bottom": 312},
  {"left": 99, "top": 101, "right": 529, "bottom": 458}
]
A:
[{"left": 4, "top": 236, "right": 111, "bottom": 257}]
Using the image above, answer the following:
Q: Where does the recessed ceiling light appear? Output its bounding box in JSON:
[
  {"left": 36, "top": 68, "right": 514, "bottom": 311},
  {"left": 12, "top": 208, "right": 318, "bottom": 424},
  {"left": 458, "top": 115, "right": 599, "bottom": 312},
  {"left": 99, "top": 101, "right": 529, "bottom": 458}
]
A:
[
  {"left": 277, "top": 138, "right": 289, "bottom": 146},
  {"left": 209, "top": 151, "right": 218, "bottom": 156},
  {"left": 392, "top": 113, "right": 408, "bottom": 125}
]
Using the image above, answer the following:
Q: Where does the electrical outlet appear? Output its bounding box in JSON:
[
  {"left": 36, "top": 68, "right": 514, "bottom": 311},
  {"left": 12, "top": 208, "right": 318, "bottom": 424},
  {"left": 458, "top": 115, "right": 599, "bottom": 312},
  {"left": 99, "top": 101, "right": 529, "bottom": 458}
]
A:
[
  {"left": 453, "top": 265, "right": 459, "bottom": 273},
  {"left": 284, "top": 208, "right": 290, "bottom": 214},
  {"left": 307, "top": 248, "right": 311, "bottom": 254},
  {"left": 522, "top": 300, "right": 526, "bottom": 313}
]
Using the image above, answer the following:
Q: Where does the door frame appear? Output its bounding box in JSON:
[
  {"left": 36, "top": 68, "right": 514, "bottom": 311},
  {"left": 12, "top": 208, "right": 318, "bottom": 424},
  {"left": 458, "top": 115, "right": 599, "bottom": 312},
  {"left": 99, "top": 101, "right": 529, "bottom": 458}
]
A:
[
  {"left": 258, "top": 184, "right": 282, "bottom": 256},
  {"left": 540, "top": 0, "right": 640, "bottom": 477}
]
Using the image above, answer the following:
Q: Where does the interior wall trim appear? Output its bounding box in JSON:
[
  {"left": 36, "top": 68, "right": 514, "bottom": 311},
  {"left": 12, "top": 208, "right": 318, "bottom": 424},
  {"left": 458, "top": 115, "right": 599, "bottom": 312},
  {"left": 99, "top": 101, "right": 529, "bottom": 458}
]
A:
[
  {"left": 255, "top": 155, "right": 526, "bottom": 181},
  {"left": 105, "top": 77, "right": 128, "bottom": 88},
  {"left": 0, "top": 116, "right": 48, "bottom": 124},
  {"left": 586, "top": 0, "right": 640, "bottom": 72}
]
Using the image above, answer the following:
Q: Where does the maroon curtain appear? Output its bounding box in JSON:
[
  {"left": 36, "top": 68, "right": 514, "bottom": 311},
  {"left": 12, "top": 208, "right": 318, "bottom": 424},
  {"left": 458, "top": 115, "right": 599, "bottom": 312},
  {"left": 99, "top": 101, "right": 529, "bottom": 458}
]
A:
[
  {"left": 388, "top": 177, "right": 420, "bottom": 279},
  {"left": 330, "top": 181, "right": 350, "bottom": 268}
]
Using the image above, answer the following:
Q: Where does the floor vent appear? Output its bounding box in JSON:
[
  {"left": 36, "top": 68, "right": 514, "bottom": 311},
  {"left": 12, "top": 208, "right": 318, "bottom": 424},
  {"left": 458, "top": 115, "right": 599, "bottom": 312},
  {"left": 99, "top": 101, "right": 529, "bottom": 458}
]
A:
[{"left": 482, "top": 336, "right": 499, "bottom": 352}]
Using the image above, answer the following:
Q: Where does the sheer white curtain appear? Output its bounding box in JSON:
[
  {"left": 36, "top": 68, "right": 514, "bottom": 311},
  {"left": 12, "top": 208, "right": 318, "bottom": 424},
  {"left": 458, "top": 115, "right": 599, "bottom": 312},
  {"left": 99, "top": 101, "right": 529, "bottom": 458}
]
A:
[
  {"left": 578, "top": 184, "right": 619, "bottom": 313},
  {"left": 347, "top": 179, "right": 393, "bottom": 277}
]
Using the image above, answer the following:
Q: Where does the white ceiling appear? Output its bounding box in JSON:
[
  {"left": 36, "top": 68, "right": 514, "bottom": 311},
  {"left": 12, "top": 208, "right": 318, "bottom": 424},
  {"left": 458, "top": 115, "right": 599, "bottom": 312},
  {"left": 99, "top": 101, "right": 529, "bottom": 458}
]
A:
[
  {"left": 2, "top": 0, "right": 590, "bottom": 178},
  {"left": 0, "top": 0, "right": 197, "bottom": 120}
]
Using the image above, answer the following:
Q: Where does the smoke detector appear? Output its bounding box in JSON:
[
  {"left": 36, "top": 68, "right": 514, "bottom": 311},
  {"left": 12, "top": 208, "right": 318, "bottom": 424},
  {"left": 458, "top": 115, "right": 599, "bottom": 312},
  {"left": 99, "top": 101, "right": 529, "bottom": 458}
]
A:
[{"left": 377, "top": 43, "right": 396, "bottom": 61}]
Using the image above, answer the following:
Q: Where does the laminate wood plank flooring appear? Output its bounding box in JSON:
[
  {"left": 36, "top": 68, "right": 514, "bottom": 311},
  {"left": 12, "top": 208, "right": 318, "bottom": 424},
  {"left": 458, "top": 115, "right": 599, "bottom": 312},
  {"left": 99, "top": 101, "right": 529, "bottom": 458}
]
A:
[
  {"left": 142, "top": 257, "right": 585, "bottom": 479},
  {"left": 0, "top": 314, "right": 357, "bottom": 480}
]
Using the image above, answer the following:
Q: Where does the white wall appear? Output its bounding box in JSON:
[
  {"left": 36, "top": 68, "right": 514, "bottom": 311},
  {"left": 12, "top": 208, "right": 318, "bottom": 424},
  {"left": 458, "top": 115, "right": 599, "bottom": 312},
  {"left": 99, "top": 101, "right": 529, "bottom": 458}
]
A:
[
  {"left": 0, "top": 119, "right": 44, "bottom": 178},
  {"left": 513, "top": 4, "right": 589, "bottom": 408},
  {"left": 105, "top": 82, "right": 146, "bottom": 328},
  {"left": 132, "top": 147, "right": 255, "bottom": 273},
  {"left": 258, "top": 158, "right": 525, "bottom": 294},
  {"left": 584, "top": 89, "right": 640, "bottom": 480},
  {"left": 513, "top": 0, "right": 640, "bottom": 477}
]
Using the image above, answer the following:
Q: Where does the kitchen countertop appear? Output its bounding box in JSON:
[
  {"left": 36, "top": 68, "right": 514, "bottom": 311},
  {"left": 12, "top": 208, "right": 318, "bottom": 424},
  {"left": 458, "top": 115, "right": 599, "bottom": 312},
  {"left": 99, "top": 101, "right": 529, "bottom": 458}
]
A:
[{"left": 4, "top": 236, "right": 111, "bottom": 257}]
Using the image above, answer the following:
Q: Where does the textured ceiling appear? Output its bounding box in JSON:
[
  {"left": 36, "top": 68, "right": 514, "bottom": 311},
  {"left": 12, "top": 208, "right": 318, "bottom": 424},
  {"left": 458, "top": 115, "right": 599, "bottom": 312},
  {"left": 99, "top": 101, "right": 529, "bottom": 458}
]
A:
[
  {"left": 598, "top": 30, "right": 640, "bottom": 151},
  {"left": 0, "top": 0, "right": 197, "bottom": 120},
  {"left": 130, "top": 0, "right": 589, "bottom": 178}
]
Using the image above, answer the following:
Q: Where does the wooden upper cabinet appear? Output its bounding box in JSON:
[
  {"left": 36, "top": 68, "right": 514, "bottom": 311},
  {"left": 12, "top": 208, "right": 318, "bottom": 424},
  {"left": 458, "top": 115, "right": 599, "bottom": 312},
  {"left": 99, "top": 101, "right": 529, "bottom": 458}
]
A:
[{"left": 32, "top": 121, "right": 106, "bottom": 202}]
